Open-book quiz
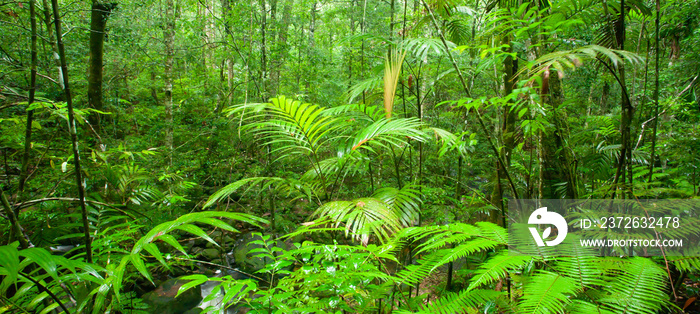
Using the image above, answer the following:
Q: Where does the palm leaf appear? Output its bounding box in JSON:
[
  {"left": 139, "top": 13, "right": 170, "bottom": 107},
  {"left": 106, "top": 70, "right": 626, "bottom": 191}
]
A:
[
  {"left": 313, "top": 198, "right": 402, "bottom": 245},
  {"left": 350, "top": 117, "right": 426, "bottom": 153}
]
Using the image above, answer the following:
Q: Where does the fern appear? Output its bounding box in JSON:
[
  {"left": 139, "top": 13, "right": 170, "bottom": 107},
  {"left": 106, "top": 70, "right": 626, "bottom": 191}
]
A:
[
  {"left": 600, "top": 257, "right": 672, "bottom": 314},
  {"left": 519, "top": 271, "right": 580, "bottom": 314},
  {"left": 397, "top": 289, "right": 504, "bottom": 314},
  {"left": 467, "top": 252, "right": 534, "bottom": 291},
  {"left": 551, "top": 246, "right": 604, "bottom": 287}
]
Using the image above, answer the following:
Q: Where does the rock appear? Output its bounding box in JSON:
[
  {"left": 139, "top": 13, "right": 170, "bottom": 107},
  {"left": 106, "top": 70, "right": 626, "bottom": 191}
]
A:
[
  {"left": 190, "top": 247, "right": 204, "bottom": 256},
  {"left": 142, "top": 277, "right": 202, "bottom": 314},
  {"left": 184, "top": 239, "right": 195, "bottom": 250},
  {"left": 201, "top": 248, "right": 220, "bottom": 260},
  {"left": 211, "top": 230, "right": 223, "bottom": 239}
]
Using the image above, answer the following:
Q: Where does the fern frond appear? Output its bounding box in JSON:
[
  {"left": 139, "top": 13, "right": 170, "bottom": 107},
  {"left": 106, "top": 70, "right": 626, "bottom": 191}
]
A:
[
  {"left": 399, "top": 289, "right": 504, "bottom": 314},
  {"left": 550, "top": 242, "right": 604, "bottom": 287},
  {"left": 468, "top": 252, "right": 534, "bottom": 290},
  {"left": 519, "top": 271, "right": 580, "bottom": 314},
  {"left": 396, "top": 250, "right": 447, "bottom": 287},
  {"left": 601, "top": 257, "right": 672, "bottom": 314}
]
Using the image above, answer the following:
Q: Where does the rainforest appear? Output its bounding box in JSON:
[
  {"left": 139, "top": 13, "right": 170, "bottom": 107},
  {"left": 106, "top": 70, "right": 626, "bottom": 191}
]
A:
[{"left": 1, "top": 0, "right": 700, "bottom": 312}]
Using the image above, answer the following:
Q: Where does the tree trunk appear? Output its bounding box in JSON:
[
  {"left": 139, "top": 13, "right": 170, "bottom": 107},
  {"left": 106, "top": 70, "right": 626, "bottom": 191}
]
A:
[
  {"left": 271, "top": 0, "right": 292, "bottom": 95},
  {"left": 50, "top": 0, "right": 92, "bottom": 263},
  {"left": 648, "top": 0, "right": 661, "bottom": 183},
  {"left": 164, "top": 0, "right": 175, "bottom": 156},
  {"left": 41, "top": 0, "right": 62, "bottom": 89},
  {"left": 260, "top": 0, "right": 268, "bottom": 101},
  {"left": 491, "top": 37, "right": 516, "bottom": 225},
  {"left": 612, "top": 0, "right": 633, "bottom": 199},
  {"left": 87, "top": 1, "right": 114, "bottom": 131},
  {"left": 18, "top": 0, "right": 38, "bottom": 194},
  {"left": 1, "top": 189, "right": 29, "bottom": 248},
  {"left": 541, "top": 70, "right": 579, "bottom": 198}
]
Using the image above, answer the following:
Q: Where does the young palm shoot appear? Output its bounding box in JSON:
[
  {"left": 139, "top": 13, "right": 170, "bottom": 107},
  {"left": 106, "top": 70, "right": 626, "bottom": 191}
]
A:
[{"left": 383, "top": 49, "right": 407, "bottom": 119}]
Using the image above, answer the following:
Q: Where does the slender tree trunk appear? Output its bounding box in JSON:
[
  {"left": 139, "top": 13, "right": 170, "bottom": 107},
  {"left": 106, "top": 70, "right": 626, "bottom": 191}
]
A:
[
  {"left": 541, "top": 71, "right": 579, "bottom": 198},
  {"left": 164, "top": 0, "right": 175, "bottom": 157},
  {"left": 306, "top": 1, "right": 317, "bottom": 96},
  {"left": 421, "top": 0, "right": 518, "bottom": 201},
  {"left": 1, "top": 189, "right": 29, "bottom": 248},
  {"left": 221, "top": 0, "right": 233, "bottom": 112},
  {"left": 272, "top": 0, "right": 292, "bottom": 95},
  {"left": 491, "top": 37, "right": 517, "bottom": 224},
  {"left": 612, "top": 0, "right": 633, "bottom": 198},
  {"left": 260, "top": 0, "right": 268, "bottom": 101},
  {"left": 87, "top": 1, "right": 113, "bottom": 131},
  {"left": 648, "top": 0, "right": 661, "bottom": 183},
  {"left": 41, "top": 0, "right": 62, "bottom": 89},
  {"left": 50, "top": 0, "right": 92, "bottom": 263},
  {"left": 18, "top": 0, "right": 38, "bottom": 194}
]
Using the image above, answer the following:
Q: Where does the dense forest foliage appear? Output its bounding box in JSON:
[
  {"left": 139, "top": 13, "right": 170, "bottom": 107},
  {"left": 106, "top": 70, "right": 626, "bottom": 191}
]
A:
[{"left": 1, "top": 0, "right": 700, "bottom": 312}]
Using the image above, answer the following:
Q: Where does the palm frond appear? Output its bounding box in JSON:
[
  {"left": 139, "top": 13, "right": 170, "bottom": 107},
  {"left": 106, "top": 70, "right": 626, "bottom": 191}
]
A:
[
  {"left": 350, "top": 117, "right": 426, "bottom": 153},
  {"left": 372, "top": 184, "right": 422, "bottom": 227},
  {"left": 313, "top": 198, "right": 403, "bottom": 245},
  {"left": 347, "top": 76, "right": 383, "bottom": 104},
  {"left": 399, "top": 38, "right": 453, "bottom": 60},
  {"left": 383, "top": 49, "right": 407, "bottom": 119},
  {"left": 323, "top": 103, "right": 385, "bottom": 123},
  {"left": 226, "top": 96, "right": 341, "bottom": 161},
  {"left": 204, "top": 177, "right": 316, "bottom": 208},
  {"left": 518, "top": 45, "right": 644, "bottom": 81}
]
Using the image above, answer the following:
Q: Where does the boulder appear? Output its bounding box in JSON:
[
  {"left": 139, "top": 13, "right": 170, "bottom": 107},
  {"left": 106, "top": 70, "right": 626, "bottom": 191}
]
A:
[
  {"left": 142, "top": 277, "right": 202, "bottom": 314},
  {"left": 201, "top": 248, "right": 220, "bottom": 261}
]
